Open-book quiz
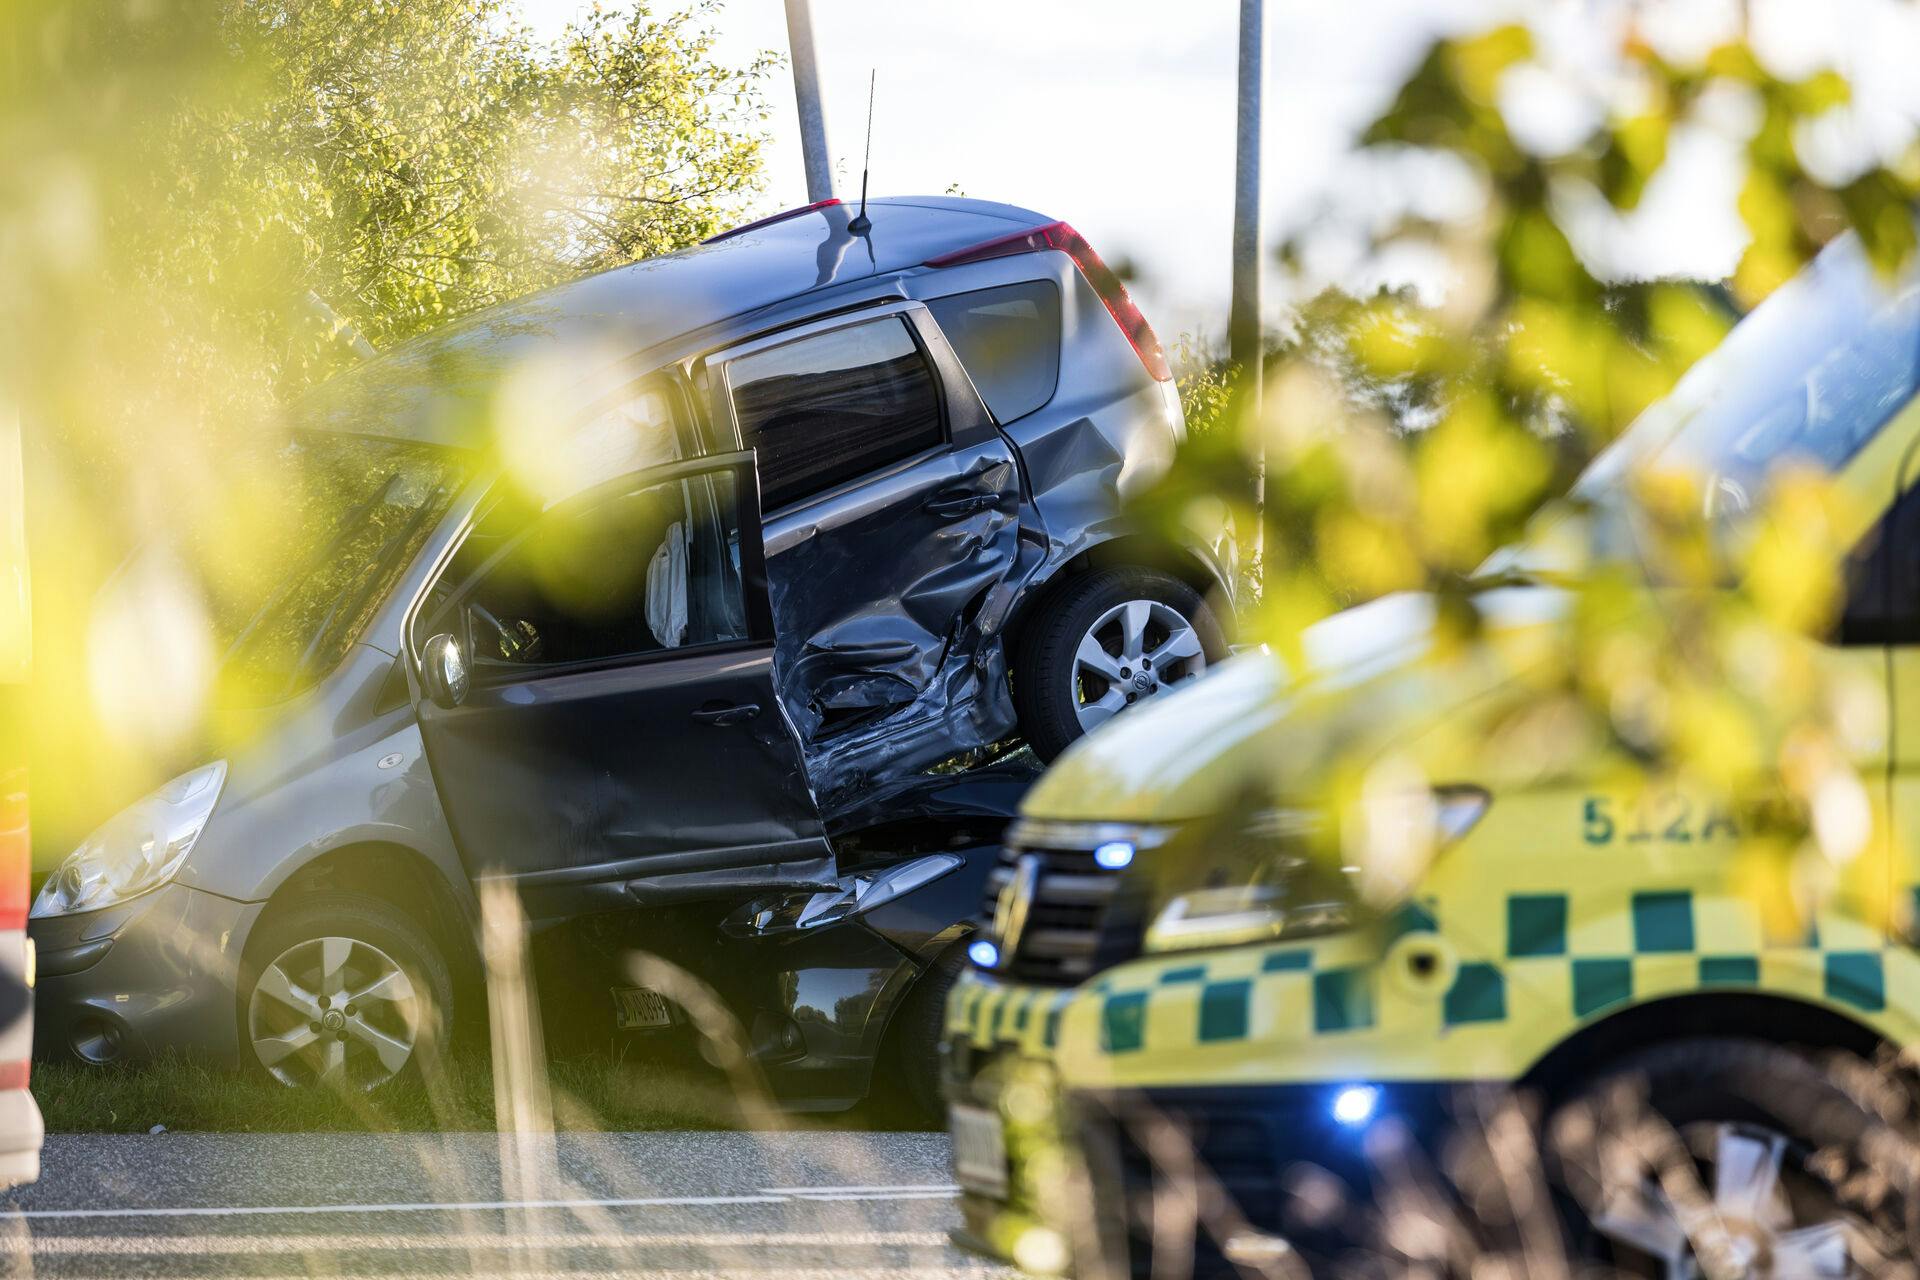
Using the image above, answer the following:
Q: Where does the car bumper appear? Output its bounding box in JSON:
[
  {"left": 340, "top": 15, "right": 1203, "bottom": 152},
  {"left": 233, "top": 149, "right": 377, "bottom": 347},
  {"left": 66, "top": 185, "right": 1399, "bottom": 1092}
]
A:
[
  {"left": 1064, "top": 1080, "right": 1467, "bottom": 1279},
  {"left": 746, "top": 918, "right": 926, "bottom": 1110},
  {"left": 29, "top": 883, "right": 263, "bottom": 1067},
  {"left": 943, "top": 968, "right": 1085, "bottom": 1270}
]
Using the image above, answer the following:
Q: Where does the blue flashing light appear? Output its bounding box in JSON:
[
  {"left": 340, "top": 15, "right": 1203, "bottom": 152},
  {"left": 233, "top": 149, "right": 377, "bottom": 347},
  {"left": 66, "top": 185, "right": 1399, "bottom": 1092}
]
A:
[
  {"left": 968, "top": 939, "right": 1001, "bottom": 969},
  {"left": 1093, "top": 840, "right": 1135, "bottom": 870},
  {"left": 1331, "top": 1085, "right": 1380, "bottom": 1127}
]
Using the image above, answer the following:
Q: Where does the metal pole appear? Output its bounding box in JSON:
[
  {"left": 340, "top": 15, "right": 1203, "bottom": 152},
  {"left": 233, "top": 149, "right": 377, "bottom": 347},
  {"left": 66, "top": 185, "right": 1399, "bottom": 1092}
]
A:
[
  {"left": 784, "top": 0, "right": 835, "bottom": 204},
  {"left": 1231, "top": 0, "right": 1265, "bottom": 535}
]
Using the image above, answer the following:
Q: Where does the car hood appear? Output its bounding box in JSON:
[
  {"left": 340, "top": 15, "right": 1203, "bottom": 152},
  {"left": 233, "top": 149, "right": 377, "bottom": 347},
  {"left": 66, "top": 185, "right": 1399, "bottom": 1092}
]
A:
[{"left": 1022, "top": 586, "right": 1585, "bottom": 824}]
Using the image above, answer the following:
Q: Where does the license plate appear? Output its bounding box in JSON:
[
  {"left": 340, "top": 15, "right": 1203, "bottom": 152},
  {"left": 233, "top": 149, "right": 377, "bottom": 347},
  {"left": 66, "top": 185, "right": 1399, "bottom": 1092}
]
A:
[
  {"left": 611, "top": 986, "right": 673, "bottom": 1031},
  {"left": 949, "top": 1103, "right": 1009, "bottom": 1200}
]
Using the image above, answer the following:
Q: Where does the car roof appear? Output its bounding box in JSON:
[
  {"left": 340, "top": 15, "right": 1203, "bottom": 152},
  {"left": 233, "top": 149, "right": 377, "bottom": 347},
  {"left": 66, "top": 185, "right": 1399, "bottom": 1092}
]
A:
[{"left": 294, "top": 196, "right": 1051, "bottom": 449}]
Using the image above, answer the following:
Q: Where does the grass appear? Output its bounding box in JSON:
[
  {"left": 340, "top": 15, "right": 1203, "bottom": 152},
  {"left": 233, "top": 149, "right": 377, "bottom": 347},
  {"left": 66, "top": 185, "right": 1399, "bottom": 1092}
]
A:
[{"left": 29, "top": 1050, "right": 829, "bottom": 1134}]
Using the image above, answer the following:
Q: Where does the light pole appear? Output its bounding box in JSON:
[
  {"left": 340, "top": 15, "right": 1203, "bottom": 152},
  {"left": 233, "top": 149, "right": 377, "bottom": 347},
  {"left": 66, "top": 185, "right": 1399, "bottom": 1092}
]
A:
[
  {"left": 1231, "top": 0, "right": 1265, "bottom": 537},
  {"left": 784, "top": 0, "right": 835, "bottom": 204}
]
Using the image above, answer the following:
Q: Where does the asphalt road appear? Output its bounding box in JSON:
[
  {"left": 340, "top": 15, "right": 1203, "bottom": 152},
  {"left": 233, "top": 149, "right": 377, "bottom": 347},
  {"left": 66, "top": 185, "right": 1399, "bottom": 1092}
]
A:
[{"left": 0, "top": 1131, "right": 1018, "bottom": 1278}]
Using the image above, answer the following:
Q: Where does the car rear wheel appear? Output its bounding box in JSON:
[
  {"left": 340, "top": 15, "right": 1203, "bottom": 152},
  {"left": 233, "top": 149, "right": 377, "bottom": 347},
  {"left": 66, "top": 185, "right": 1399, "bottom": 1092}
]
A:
[
  {"left": 1546, "top": 1038, "right": 1894, "bottom": 1277},
  {"left": 241, "top": 893, "right": 450, "bottom": 1090},
  {"left": 1014, "top": 566, "right": 1225, "bottom": 760}
]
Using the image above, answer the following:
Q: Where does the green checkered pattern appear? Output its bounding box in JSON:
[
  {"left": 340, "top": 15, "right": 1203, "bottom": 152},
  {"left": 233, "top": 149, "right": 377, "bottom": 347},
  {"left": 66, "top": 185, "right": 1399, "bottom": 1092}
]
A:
[
  {"left": 1500, "top": 888, "right": 1886, "bottom": 1019},
  {"left": 1083, "top": 900, "right": 1441, "bottom": 1054},
  {"left": 948, "top": 976, "right": 1079, "bottom": 1055},
  {"left": 1101, "top": 887, "right": 1892, "bottom": 1055},
  {"left": 947, "top": 887, "right": 1901, "bottom": 1061}
]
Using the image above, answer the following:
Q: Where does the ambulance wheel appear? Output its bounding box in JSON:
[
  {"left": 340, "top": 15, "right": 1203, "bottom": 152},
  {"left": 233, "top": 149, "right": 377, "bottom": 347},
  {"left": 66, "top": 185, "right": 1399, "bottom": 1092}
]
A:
[
  {"left": 1015, "top": 566, "right": 1226, "bottom": 761},
  {"left": 1546, "top": 1037, "right": 1893, "bottom": 1277}
]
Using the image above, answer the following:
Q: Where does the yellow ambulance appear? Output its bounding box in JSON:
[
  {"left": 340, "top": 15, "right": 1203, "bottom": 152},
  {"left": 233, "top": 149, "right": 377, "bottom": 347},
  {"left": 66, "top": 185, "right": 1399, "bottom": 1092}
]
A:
[{"left": 945, "top": 229, "right": 1920, "bottom": 1276}]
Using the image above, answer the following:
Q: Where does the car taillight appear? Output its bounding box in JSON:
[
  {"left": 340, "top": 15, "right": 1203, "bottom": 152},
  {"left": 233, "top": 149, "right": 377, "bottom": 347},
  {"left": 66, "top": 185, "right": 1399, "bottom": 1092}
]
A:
[
  {"left": 925, "top": 220, "right": 1172, "bottom": 382},
  {"left": 703, "top": 198, "right": 843, "bottom": 244}
]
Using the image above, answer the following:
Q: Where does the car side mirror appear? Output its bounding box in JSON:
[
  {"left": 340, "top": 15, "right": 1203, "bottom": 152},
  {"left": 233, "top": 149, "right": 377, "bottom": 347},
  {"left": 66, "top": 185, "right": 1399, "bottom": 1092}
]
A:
[{"left": 420, "top": 633, "right": 470, "bottom": 709}]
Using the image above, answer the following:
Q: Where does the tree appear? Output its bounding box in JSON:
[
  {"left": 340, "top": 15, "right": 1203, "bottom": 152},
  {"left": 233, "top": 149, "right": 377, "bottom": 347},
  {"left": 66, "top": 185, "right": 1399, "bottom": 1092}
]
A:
[
  {"left": 3, "top": 0, "right": 772, "bottom": 406},
  {"left": 1143, "top": 14, "right": 1920, "bottom": 920},
  {"left": 0, "top": 0, "right": 774, "bottom": 853}
]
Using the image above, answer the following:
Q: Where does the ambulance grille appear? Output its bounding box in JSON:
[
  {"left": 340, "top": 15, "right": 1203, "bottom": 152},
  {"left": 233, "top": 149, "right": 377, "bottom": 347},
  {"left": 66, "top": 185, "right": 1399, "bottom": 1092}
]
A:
[{"left": 980, "top": 821, "right": 1157, "bottom": 985}]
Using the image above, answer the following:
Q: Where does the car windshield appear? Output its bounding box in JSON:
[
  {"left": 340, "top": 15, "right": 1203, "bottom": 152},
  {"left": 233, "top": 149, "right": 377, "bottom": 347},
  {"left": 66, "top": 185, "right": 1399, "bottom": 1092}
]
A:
[
  {"left": 1580, "top": 230, "right": 1920, "bottom": 501},
  {"left": 1489, "top": 232, "right": 1920, "bottom": 582},
  {"left": 203, "top": 434, "right": 467, "bottom": 705}
]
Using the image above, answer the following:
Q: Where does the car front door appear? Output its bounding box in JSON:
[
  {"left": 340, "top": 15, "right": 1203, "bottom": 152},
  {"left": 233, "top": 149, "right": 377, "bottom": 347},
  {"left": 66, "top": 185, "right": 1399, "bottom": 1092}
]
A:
[
  {"left": 407, "top": 451, "right": 832, "bottom": 911},
  {"left": 706, "top": 303, "right": 1027, "bottom": 806}
]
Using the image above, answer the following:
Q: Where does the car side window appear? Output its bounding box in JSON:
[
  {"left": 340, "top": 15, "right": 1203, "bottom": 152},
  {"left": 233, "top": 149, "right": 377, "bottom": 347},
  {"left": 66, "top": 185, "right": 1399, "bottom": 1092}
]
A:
[
  {"left": 926, "top": 280, "right": 1062, "bottom": 424},
  {"left": 725, "top": 316, "right": 944, "bottom": 511},
  {"left": 1838, "top": 480, "right": 1920, "bottom": 645},
  {"left": 452, "top": 470, "right": 750, "bottom": 679}
]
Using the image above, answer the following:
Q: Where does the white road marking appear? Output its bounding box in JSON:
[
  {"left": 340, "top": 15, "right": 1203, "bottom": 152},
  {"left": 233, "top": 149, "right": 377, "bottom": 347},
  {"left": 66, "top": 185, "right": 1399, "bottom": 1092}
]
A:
[
  {"left": 19, "top": 1229, "right": 956, "bottom": 1254},
  {"left": 9, "top": 1185, "right": 960, "bottom": 1222},
  {"left": 774, "top": 1191, "right": 958, "bottom": 1203},
  {"left": 160, "top": 1273, "right": 1006, "bottom": 1279},
  {"left": 764, "top": 1184, "right": 961, "bottom": 1196}
]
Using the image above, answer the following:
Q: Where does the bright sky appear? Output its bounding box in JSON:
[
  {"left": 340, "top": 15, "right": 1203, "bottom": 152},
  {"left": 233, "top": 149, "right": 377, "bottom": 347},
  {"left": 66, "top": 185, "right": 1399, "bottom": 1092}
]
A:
[
  {"left": 519, "top": 0, "right": 1920, "bottom": 348},
  {"left": 517, "top": 0, "right": 1455, "bottom": 344}
]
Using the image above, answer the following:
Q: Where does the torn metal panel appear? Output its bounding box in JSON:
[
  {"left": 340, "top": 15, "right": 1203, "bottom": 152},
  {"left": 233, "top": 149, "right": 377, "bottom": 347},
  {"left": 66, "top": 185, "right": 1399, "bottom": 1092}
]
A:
[
  {"left": 751, "top": 309, "right": 1048, "bottom": 813},
  {"left": 767, "top": 447, "right": 1020, "bottom": 726},
  {"left": 716, "top": 853, "right": 964, "bottom": 939},
  {"left": 514, "top": 854, "right": 839, "bottom": 923},
  {"left": 779, "top": 561, "right": 1038, "bottom": 819},
  {"left": 822, "top": 749, "right": 1038, "bottom": 841}
]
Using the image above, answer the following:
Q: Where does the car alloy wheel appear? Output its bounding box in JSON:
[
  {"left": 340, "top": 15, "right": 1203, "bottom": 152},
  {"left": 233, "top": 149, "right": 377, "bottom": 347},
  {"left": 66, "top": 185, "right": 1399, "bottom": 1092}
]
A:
[
  {"left": 247, "top": 935, "right": 420, "bottom": 1089},
  {"left": 1071, "top": 598, "right": 1207, "bottom": 733},
  {"left": 1588, "top": 1121, "right": 1858, "bottom": 1278}
]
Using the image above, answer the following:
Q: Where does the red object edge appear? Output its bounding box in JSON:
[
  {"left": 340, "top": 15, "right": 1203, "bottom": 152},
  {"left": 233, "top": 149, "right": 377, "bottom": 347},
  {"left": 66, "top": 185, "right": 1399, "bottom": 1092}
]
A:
[{"left": 923, "top": 220, "right": 1172, "bottom": 381}]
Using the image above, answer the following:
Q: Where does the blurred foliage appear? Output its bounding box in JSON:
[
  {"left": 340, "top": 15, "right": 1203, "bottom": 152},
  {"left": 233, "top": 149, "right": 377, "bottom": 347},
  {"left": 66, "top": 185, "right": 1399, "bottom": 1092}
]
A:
[
  {"left": 0, "top": 0, "right": 771, "bottom": 855},
  {"left": 2, "top": 0, "right": 771, "bottom": 401},
  {"left": 1145, "top": 14, "right": 1920, "bottom": 924}
]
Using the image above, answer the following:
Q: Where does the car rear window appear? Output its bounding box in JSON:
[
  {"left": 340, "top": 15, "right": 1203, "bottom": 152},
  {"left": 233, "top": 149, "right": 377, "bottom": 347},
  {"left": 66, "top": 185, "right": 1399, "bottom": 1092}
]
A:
[
  {"left": 927, "top": 280, "right": 1061, "bottom": 424},
  {"left": 726, "top": 317, "right": 944, "bottom": 511}
]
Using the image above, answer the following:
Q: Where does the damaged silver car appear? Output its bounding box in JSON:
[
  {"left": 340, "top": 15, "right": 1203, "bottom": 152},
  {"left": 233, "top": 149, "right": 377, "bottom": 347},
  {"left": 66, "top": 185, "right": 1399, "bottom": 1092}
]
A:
[{"left": 29, "top": 196, "right": 1234, "bottom": 1106}]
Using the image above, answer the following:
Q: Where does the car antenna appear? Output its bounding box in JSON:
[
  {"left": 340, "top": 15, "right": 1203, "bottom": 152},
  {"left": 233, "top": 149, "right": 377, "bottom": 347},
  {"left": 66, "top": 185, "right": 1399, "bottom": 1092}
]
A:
[{"left": 847, "top": 70, "right": 875, "bottom": 236}]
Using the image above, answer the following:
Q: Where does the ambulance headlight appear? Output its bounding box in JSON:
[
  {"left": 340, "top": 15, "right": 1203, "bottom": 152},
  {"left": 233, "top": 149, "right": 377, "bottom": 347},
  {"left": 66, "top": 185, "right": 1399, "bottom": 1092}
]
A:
[
  {"left": 1432, "top": 786, "right": 1491, "bottom": 844},
  {"left": 1143, "top": 808, "right": 1353, "bottom": 954},
  {"left": 1142, "top": 790, "right": 1490, "bottom": 955}
]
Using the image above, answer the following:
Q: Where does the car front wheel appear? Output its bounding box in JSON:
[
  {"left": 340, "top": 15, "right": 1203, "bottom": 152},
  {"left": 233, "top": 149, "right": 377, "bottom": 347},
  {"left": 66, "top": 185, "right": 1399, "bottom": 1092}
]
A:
[
  {"left": 1014, "top": 566, "right": 1226, "bottom": 761},
  {"left": 240, "top": 893, "right": 450, "bottom": 1090}
]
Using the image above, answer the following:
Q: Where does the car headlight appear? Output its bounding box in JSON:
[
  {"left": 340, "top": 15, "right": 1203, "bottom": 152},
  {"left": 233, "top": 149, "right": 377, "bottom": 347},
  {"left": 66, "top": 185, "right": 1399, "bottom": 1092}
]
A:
[
  {"left": 31, "top": 761, "right": 226, "bottom": 918},
  {"left": 1143, "top": 788, "right": 1490, "bottom": 955}
]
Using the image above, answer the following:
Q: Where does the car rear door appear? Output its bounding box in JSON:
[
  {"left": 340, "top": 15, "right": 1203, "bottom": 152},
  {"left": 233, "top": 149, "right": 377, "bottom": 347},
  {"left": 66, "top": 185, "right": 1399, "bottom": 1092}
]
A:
[
  {"left": 408, "top": 450, "right": 833, "bottom": 913},
  {"left": 704, "top": 302, "right": 1027, "bottom": 803}
]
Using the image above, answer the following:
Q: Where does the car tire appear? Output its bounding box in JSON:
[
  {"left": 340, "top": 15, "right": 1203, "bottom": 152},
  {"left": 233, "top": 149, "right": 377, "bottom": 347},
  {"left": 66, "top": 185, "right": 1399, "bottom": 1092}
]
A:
[
  {"left": 879, "top": 946, "right": 963, "bottom": 1125},
  {"left": 239, "top": 892, "right": 452, "bottom": 1091},
  {"left": 1014, "top": 566, "right": 1226, "bottom": 761},
  {"left": 1544, "top": 1037, "right": 1895, "bottom": 1275}
]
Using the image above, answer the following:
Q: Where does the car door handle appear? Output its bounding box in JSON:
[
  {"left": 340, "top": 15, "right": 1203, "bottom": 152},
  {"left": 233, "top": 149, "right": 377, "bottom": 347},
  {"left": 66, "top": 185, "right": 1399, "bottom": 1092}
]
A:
[
  {"left": 692, "top": 702, "right": 761, "bottom": 727},
  {"left": 924, "top": 491, "right": 999, "bottom": 518}
]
